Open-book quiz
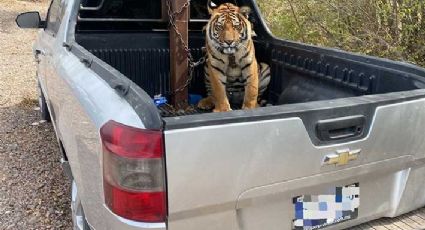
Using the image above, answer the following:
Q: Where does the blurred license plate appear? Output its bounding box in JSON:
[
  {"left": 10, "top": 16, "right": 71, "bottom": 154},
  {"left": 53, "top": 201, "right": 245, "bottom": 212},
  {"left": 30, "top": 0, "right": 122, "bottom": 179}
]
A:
[{"left": 293, "top": 183, "right": 360, "bottom": 230}]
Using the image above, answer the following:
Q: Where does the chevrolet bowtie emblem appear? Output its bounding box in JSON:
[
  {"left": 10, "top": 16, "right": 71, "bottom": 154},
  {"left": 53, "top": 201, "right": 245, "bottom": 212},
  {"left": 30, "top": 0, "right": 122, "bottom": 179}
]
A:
[{"left": 323, "top": 149, "right": 361, "bottom": 166}]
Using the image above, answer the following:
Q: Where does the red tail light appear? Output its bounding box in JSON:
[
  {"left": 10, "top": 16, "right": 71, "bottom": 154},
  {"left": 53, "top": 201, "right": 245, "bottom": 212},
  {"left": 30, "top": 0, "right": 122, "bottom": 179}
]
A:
[{"left": 100, "top": 120, "right": 166, "bottom": 222}]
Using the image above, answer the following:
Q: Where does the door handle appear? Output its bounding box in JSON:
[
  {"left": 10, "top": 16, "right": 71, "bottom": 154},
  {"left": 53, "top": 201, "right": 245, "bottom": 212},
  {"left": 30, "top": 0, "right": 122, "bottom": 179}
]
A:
[
  {"left": 35, "top": 49, "right": 46, "bottom": 56},
  {"left": 35, "top": 49, "right": 46, "bottom": 62}
]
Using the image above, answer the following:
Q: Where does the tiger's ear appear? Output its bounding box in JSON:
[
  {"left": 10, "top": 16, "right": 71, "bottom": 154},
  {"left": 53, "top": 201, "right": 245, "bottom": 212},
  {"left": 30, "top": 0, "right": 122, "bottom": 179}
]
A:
[
  {"left": 207, "top": 0, "right": 218, "bottom": 14},
  {"left": 239, "top": 6, "right": 251, "bottom": 19}
]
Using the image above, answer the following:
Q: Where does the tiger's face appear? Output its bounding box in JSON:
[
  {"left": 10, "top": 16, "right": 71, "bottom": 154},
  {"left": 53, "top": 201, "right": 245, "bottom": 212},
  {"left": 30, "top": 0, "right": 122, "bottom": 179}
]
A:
[{"left": 207, "top": 3, "right": 252, "bottom": 54}]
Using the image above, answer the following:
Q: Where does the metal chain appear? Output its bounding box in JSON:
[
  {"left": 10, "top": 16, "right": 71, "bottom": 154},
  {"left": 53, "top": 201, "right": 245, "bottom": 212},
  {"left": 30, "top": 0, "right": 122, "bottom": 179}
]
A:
[
  {"left": 168, "top": 1, "right": 191, "bottom": 19},
  {"left": 166, "top": 0, "right": 206, "bottom": 96}
]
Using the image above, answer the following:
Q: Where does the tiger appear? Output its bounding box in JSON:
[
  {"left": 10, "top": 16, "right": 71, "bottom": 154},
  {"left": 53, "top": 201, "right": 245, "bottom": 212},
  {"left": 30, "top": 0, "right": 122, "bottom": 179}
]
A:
[{"left": 197, "top": 1, "right": 271, "bottom": 112}]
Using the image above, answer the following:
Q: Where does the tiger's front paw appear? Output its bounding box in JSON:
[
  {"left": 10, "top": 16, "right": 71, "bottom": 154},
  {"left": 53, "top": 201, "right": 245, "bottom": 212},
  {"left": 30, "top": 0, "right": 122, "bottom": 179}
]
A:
[
  {"left": 242, "top": 101, "right": 258, "bottom": 110},
  {"left": 197, "top": 97, "right": 215, "bottom": 110},
  {"left": 213, "top": 102, "right": 232, "bottom": 113},
  {"left": 213, "top": 106, "right": 232, "bottom": 113}
]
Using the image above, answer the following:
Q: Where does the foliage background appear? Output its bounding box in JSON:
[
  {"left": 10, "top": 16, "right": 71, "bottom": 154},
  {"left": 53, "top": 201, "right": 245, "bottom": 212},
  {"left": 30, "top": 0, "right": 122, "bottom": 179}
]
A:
[{"left": 256, "top": 0, "right": 425, "bottom": 67}]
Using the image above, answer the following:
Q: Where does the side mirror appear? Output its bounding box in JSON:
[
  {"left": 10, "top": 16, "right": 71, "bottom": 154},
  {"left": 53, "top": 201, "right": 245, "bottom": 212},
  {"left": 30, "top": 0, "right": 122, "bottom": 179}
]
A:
[{"left": 16, "top": 12, "right": 45, "bottom": 29}]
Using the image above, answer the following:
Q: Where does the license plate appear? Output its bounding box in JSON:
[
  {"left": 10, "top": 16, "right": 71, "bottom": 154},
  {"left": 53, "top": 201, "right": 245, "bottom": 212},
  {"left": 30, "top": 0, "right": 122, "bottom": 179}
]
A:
[{"left": 293, "top": 183, "right": 360, "bottom": 230}]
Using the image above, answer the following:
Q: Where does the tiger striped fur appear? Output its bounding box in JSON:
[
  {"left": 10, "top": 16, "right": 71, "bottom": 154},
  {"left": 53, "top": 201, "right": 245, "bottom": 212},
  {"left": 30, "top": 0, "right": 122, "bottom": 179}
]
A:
[
  {"left": 197, "top": 2, "right": 271, "bottom": 112},
  {"left": 203, "top": 61, "right": 271, "bottom": 107}
]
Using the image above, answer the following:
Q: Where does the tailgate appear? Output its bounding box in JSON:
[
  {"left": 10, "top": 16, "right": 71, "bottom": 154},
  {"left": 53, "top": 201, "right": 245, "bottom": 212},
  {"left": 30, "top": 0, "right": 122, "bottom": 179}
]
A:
[{"left": 163, "top": 96, "right": 425, "bottom": 230}]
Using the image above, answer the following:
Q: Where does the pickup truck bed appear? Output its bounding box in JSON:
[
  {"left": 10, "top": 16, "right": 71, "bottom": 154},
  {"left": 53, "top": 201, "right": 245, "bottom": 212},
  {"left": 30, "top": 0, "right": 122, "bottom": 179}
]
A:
[{"left": 76, "top": 31, "right": 425, "bottom": 110}]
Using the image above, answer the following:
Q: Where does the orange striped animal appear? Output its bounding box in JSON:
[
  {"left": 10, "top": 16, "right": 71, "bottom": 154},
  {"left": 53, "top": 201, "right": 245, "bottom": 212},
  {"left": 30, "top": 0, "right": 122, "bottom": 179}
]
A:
[{"left": 198, "top": 2, "right": 271, "bottom": 112}]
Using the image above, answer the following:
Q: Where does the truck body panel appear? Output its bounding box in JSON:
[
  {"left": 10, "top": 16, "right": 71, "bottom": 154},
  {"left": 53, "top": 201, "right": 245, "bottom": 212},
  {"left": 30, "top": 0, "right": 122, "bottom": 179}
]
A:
[{"left": 26, "top": 0, "right": 425, "bottom": 229}]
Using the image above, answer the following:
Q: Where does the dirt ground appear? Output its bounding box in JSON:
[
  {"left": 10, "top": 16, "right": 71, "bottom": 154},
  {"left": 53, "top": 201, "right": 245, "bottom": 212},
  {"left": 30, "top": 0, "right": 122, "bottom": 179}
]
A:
[{"left": 0, "top": 0, "right": 72, "bottom": 229}]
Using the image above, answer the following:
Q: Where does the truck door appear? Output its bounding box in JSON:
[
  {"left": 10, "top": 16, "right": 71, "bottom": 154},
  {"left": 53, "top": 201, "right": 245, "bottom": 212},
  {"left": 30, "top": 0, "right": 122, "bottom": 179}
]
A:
[{"left": 39, "top": 0, "right": 65, "bottom": 123}]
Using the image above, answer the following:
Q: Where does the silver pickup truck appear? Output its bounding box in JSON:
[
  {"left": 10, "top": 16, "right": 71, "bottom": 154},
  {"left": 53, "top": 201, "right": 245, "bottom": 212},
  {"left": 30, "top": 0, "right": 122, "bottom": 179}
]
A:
[{"left": 16, "top": 0, "right": 425, "bottom": 229}]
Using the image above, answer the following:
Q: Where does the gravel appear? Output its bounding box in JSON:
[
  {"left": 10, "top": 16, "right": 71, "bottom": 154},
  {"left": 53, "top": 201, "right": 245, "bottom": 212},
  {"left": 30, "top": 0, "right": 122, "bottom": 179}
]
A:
[{"left": 0, "top": 1, "right": 72, "bottom": 229}]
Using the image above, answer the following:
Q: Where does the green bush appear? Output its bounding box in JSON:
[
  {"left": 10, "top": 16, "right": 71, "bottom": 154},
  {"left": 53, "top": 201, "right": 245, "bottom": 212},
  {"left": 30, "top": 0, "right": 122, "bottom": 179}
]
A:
[{"left": 256, "top": 0, "right": 425, "bottom": 67}]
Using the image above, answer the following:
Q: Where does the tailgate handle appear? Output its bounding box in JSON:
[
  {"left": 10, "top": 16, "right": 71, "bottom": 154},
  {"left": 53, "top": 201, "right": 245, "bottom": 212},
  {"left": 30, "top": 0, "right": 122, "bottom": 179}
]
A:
[{"left": 316, "top": 115, "right": 365, "bottom": 141}]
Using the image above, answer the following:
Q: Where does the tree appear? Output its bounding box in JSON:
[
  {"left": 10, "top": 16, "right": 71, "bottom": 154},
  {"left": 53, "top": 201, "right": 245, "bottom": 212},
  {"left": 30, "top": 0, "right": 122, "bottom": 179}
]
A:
[{"left": 257, "top": 0, "right": 425, "bottom": 67}]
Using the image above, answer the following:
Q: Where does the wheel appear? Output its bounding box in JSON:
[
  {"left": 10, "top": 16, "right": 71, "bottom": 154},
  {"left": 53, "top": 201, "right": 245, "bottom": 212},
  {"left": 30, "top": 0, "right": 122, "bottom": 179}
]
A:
[
  {"left": 71, "top": 181, "right": 91, "bottom": 230},
  {"left": 37, "top": 82, "right": 51, "bottom": 122}
]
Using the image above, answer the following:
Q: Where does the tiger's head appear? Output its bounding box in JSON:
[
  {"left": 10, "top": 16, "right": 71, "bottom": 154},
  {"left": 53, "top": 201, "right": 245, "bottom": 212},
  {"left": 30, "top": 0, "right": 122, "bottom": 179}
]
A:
[{"left": 206, "top": 1, "right": 253, "bottom": 55}]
